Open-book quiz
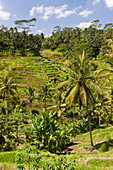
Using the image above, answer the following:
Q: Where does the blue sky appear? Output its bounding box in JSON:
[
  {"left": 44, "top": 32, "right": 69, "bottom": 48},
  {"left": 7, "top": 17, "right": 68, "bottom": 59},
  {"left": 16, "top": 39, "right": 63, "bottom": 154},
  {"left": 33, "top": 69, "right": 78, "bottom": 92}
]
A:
[{"left": 0, "top": 0, "right": 113, "bottom": 36}]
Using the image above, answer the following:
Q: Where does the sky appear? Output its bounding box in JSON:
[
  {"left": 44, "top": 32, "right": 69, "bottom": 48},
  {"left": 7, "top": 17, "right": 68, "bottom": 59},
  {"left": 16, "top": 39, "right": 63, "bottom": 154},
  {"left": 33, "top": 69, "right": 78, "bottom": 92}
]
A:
[{"left": 0, "top": 0, "right": 113, "bottom": 36}]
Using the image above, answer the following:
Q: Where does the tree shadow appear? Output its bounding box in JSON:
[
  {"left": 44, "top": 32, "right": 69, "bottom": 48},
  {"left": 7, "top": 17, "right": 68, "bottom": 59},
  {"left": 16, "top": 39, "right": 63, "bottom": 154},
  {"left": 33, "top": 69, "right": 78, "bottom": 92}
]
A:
[
  {"left": 67, "top": 141, "right": 79, "bottom": 147},
  {"left": 94, "top": 139, "right": 113, "bottom": 152},
  {"left": 56, "top": 142, "right": 79, "bottom": 155}
]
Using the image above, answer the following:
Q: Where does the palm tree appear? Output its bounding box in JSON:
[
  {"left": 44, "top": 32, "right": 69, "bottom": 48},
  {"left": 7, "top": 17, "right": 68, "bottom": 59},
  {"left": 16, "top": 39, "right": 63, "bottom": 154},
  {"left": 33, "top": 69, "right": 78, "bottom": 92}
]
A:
[
  {"left": 38, "top": 84, "right": 52, "bottom": 109},
  {"left": 0, "top": 74, "right": 17, "bottom": 115},
  {"left": 57, "top": 52, "right": 103, "bottom": 146},
  {"left": 47, "top": 89, "right": 66, "bottom": 123},
  {"left": 24, "top": 87, "right": 36, "bottom": 116}
]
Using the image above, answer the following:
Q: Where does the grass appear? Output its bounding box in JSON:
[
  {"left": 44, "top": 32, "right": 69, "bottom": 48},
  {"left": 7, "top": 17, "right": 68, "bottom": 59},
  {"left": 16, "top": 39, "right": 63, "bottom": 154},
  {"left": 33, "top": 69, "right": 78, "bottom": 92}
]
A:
[
  {"left": 0, "top": 163, "right": 16, "bottom": 170},
  {"left": 88, "top": 159, "right": 113, "bottom": 168}
]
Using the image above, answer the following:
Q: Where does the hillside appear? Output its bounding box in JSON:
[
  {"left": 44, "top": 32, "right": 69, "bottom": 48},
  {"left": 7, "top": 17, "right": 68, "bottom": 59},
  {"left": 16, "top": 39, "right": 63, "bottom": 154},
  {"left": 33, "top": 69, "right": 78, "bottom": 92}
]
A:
[{"left": 0, "top": 51, "right": 65, "bottom": 111}]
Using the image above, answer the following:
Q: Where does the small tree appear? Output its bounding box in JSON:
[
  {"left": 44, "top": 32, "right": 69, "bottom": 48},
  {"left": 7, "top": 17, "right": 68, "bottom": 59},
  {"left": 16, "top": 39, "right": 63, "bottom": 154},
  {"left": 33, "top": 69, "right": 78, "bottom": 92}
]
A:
[
  {"left": 38, "top": 84, "right": 52, "bottom": 109},
  {"left": 14, "top": 18, "right": 36, "bottom": 55},
  {"left": 24, "top": 87, "right": 36, "bottom": 116}
]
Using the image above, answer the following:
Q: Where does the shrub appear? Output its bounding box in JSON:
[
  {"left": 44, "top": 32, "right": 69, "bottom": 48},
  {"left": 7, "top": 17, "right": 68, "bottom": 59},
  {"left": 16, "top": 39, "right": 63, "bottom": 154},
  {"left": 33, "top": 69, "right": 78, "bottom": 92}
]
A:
[{"left": 42, "top": 155, "right": 76, "bottom": 170}]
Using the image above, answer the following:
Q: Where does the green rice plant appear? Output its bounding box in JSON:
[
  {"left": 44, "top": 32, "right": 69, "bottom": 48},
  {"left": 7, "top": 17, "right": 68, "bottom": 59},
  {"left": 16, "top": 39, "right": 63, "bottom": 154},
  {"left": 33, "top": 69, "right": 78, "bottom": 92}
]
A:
[
  {"left": 0, "top": 151, "right": 16, "bottom": 163},
  {"left": 88, "top": 159, "right": 113, "bottom": 168}
]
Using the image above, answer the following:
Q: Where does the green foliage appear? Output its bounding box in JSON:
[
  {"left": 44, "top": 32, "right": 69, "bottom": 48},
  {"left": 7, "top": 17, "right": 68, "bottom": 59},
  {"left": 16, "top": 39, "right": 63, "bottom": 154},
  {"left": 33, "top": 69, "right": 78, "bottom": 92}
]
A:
[
  {"left": 94, "top": 138, "right": 113, "bottom": 152},
  {"left": 0, "top": 21, "right": 113, "bottom": 170},
  {"left": 72, "top": 118, "right": 89, "bottom": 134},
  {"left": 0, "top": 24, "right": 42, "bottom": 57},
  {"left": 15, "top": 145, "right": 40, "bottom": 170},
  {"left": 42, "top": 155, "right": 76, "bottom": 170},
  {"left": 31, "top": 109, "right": 71, "bottom": 153}
]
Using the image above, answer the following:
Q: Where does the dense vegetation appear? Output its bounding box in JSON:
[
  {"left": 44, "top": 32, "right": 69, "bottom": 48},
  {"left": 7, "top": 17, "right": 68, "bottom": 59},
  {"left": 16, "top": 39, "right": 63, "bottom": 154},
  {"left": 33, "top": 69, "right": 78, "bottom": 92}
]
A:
[{"left": 0, "top": 19, "right": 113, "bottom": 169}]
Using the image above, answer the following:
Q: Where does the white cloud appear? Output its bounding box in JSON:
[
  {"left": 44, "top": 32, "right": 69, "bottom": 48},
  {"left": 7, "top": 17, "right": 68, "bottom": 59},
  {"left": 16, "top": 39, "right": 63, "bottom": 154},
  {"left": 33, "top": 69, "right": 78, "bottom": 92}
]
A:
[
  {"left": 93, "top": 0, "right": 101, "bottom": 5},
  {"left": 57, "top": 9, "right": 76, "bottom": 19},
  {"left": 29, "top": 7, "right": 36, "bottom": 16},
  {"left": 44, "top": 33, "right": 52, "bottom": 38},
  {"left": 0, "top": 1, "right": 10, "bottom": 20},
  {"left": 44, "top": 6, "right": 55, "bottom": 16},
  {"left": 0, "top": 3, "right": 3, "bottom": 10},
  {"left": 39, "top": 15, "right": 49, "bottom": 21},
  {"left": 57, "top": 6, "right": 82, "bottom": 19},
  {"left": 54, "top": 4, "right": 68, "bottom": 15},
  {"left": 37, "top": 29, "right": 43, "bottom": 33},
  {"left": 79, "top": 9, "right": 95, "bottom": 17},
  {"left": 29, "top": 4, "right": 82, "bottom": 20},
  {"left": 77, "top": 21, "right": 91, "bottom": 28},
  {"left": 42, "top": 4, "right": 69, "bottom": 20},
  {"left": 36, "top": 5, "right": 43, "bottom": 13},
  {"left": 0, "top": 11, "right": 10, "bottom": 20},
  {"left": 104, "top": 0, "right": 113, "bottom": 8},
  {"left": 30, "top": 5, "right": 43, "bottom": 16}
]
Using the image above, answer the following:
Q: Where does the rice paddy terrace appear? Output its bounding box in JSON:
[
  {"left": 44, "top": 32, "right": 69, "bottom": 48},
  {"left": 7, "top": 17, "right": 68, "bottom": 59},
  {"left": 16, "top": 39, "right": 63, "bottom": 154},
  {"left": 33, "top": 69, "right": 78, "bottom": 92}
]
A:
[
  {"left": 0, "top": 51, "right": 65, "bottom": 111},
  {"left": 0, "top": 50, "right": 112, "bottom": 112}
]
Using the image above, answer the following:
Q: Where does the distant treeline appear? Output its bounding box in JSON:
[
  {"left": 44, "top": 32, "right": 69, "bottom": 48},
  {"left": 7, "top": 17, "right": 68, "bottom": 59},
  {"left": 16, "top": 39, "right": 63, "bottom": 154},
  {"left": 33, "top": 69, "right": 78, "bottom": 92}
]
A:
[
  {"left": 43, "top": 21, "right": 113, "bottom": 59},
  {"left": 0, "top": 20, "right": 113, "bottom": 58},
  {"left": 0, "top": 25, "right": 44, "bottom": 56}
]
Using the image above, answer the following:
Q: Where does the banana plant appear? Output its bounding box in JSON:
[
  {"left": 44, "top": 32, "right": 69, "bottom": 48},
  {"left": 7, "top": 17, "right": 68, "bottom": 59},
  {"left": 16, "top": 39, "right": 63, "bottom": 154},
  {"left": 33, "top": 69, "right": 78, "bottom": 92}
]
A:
[{"left": 31, "top": 109, "right": 58, "bottom": 151}]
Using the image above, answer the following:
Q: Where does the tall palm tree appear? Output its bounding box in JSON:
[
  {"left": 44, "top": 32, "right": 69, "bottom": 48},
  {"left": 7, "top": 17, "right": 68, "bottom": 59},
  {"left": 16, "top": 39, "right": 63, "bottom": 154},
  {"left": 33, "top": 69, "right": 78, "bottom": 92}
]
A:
[{"left": 57, "top": 52, "right": 103, "bottom": 146}]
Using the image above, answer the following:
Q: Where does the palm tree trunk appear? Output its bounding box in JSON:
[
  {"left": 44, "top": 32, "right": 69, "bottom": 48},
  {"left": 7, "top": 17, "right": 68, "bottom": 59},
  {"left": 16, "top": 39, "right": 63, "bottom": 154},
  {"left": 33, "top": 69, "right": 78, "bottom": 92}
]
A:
[
  {"left": 103, "top": 106, "right": 108, "bottom": 126},
  {"left": 30, "top": 101, "right": 32, "bottom": 116},
  {"left": 43, "top": 98, "right": 46, "bottom": 109},
  {"left": 87, "top": 108, "right": 93, "bottom": 147},
  {"left": 99, "top": 112, "right": 101, "bottom": 126},
  {"left": 45, "top": 98, "right": 46, "bottom": 109},
  {"left": 111, "top": 96, "right": 113, "bottom": 120},
  {"left": 5, "top": 95, "right": 8, "bottom": 115},
  {"left": 73, "top": 104, "right": 75, "bottom": 123},
  {"left": 16, "top": 126, "right": 18, "bottom": 143},
  {"left": 58, "top": 101, "right": 62, "bottom": 124}
]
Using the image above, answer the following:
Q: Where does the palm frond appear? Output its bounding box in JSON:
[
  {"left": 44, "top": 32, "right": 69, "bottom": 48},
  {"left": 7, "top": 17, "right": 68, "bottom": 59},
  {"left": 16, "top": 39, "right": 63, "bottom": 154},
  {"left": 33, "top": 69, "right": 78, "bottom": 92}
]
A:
[
  {"left": 7, "top": 77, "right": 12, "bottom": 85},
  {"left": 66, "top": 83, "right": 79, "bottom": 106},
  {"left": 80, "top": 85, "right": 87, "bottom": 107},
  {"left": 62, "top": 85, "right": 74, "bottom": 103},
  {"left": 95, "top": 68, "right": 113, "bottom": 76},
  {"left": 62, "top": 67, "right": 78, "bottom": 77},
  {"left": 81, "top": 51, "right": 85, "bottom": 68},
  {"left": 57, "top": 79, "right": 72, "bottom": 89},
  {"left": 57, "top": 108, "right": 66, "bottom": 117},
  {"left": 85, "top": 85, "right": 95, "bottom": 107},
  {"left": 88, "top": 81, "right": 103, "bottom": 96}
]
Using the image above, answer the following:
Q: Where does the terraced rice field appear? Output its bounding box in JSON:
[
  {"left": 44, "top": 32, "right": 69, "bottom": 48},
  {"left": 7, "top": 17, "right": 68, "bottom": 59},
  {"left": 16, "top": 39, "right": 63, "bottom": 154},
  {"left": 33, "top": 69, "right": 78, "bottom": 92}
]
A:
[{"left": 0, "top": 52, "right": 65, "bottom": 111}]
